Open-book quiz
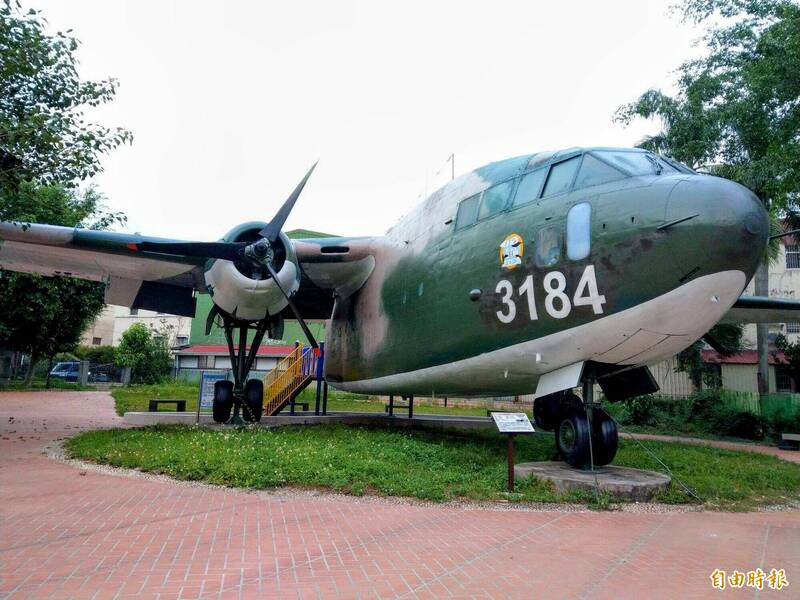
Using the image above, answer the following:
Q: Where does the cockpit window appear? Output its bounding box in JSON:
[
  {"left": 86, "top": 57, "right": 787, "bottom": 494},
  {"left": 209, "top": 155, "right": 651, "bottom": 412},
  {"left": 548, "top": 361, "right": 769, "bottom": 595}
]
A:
[
  {"left": 455, "top": 194, "right": 480, "bottom": 230},
  {"left": 660, "top": 156, "right": 695, "bottom": 174},
  {"left": 478, "top": 180, "right": 514, "bottom": 220},
  {"left": 512, "top": 168, "right": 547, "bottom": 207},
  {"left": 596, "top": 151, "right": 657, "bottom": 175},
  {"left": 542, "top": 156, "right": 580, "bottom": 197},
  {"left": 574, "top": 154, "right": 625, "bottom": 189},
  {"left": 535, "top": 227, "right": 561, "bottom": 267}
]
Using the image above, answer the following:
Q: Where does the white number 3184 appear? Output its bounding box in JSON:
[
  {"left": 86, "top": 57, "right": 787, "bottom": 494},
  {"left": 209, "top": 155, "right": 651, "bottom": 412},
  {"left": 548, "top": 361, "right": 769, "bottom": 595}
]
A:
[{"left": 495, "top": 265, "right": 606, "bottom": 324}]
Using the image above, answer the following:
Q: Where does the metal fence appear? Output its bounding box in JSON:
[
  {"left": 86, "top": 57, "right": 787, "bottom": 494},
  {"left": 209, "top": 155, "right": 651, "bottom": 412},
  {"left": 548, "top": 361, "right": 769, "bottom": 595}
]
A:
[{"left": 720, "top": 389, "right": 800, "bottom": 418}]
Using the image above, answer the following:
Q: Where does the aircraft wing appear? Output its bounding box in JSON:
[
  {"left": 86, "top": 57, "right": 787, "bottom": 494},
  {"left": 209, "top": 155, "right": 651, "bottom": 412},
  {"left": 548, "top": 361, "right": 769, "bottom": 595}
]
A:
[
  {"left": 0, "top": 221, "right": 378, "bottom": 319},
  {"left": 0, "top": 221, "right": 205, "bottom": 316},
  {"left": 721, "top": 295, "right": 800, "bottom": 324}
]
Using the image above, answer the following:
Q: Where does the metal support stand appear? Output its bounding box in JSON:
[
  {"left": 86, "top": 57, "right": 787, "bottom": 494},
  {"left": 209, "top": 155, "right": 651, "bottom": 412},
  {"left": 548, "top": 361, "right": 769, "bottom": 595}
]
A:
[
  {"left": 507, "top": 434, "right": 515, "bottom": 492},
  {"left": 582, "top": 377, "right": 601, "bottom": 501},
  {"left": 408, "top": 395, "right": 414, "bottom": 419},
  {"left": 314, "top": 378, "right": 322, "bottom": 415},
  {"left": 388, "top": 395, "right": 394, "bottom": 416},
  {"left": 322, "top": 381, "right": 328, "bottom": 415},
  {"left": 220, "top": 314, "right": 271, "bottom": 425}
]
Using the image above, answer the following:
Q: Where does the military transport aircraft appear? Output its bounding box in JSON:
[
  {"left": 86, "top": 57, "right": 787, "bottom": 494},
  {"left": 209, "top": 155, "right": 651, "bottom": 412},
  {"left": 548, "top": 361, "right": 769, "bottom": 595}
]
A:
[{"left": 1, "top": 146, "right": 794, "bottom": 467}]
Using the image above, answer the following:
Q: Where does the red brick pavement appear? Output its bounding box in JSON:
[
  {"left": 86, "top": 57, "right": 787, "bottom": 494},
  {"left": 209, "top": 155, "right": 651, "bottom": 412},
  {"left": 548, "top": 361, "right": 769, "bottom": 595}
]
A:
[{"left": 0, "top": 391, "right": 798, "bottom": 599}]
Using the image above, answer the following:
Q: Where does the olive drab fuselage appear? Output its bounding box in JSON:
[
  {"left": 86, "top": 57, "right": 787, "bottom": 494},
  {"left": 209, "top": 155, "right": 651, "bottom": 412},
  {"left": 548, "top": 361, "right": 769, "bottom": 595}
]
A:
[{"left": 322, "top": 148, "right": 767, "bottom": 396}]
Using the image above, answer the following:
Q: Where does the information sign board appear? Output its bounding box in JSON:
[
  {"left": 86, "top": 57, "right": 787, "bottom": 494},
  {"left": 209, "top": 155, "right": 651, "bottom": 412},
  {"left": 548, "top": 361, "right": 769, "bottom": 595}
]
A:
[
  {"left": 199, "top": 371, "right": 227, "bottom": 409},
  {"left": 491, "top": 412, "right": 535, "bottom": 434}
]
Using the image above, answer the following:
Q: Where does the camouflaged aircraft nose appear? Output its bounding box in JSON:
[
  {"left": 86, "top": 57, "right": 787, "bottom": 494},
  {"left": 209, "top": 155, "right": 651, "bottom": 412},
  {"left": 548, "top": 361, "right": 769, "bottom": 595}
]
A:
[{"left": 665, "top": 175, "right": 767, "bottom": 285}]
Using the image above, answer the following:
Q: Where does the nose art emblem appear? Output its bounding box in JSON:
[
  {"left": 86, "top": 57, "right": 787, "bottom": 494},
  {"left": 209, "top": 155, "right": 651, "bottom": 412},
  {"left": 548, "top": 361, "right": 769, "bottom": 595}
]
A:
[{"left": 500, "top": 233, "right": 524, "bottom": 269}]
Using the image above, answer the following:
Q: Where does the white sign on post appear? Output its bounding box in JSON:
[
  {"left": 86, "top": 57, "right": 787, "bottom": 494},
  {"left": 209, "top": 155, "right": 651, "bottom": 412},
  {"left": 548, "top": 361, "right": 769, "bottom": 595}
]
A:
[{"left": 491, "top": 412, "right": 535, "bottom": 434}]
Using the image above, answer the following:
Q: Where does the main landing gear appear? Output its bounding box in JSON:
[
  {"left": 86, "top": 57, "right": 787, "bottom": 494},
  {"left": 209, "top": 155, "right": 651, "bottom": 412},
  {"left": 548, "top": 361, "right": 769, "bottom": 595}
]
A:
[
  {"left": 533, "top": 379, "right": 618, "bottom": 468},
  {"left": 210, "top": 310, "right": 280, "bottom": 424}
]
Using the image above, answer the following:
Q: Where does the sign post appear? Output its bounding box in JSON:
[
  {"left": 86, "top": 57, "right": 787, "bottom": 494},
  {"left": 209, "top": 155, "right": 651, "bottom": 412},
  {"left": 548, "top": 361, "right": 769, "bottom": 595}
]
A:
[
  {"left": 491, "top": 412, "right": 535, "bottom": 492},
  {"left": 196, "top": 371, "right": 227, "bottom": 424}
]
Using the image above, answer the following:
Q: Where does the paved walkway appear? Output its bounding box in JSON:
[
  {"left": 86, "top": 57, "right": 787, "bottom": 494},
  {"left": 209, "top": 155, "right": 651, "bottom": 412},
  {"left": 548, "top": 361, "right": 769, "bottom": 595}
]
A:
[{"left": 0, "top": 391, "right": 798, "bottom": 599}]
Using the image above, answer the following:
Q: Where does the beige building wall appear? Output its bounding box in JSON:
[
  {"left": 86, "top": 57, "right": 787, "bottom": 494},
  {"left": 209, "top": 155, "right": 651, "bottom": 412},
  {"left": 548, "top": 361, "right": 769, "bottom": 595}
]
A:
[
  {"left": 649, "top": 357, "right": 695, "bottom": 397},
  {"left": 81, "top": 305, "right": 193, "bottom": 348},
  {"left": 111, "top": 307, "right": 192, "bottom": 347},
  {"left": 80, "top": 305, "right": 116, "bottom": 346}
]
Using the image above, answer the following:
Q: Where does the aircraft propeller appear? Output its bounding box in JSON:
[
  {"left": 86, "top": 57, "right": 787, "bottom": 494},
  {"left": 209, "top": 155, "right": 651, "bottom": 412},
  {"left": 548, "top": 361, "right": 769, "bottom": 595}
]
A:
[{"left": 129, "top": 163, "right": 319, "bottom": 348}]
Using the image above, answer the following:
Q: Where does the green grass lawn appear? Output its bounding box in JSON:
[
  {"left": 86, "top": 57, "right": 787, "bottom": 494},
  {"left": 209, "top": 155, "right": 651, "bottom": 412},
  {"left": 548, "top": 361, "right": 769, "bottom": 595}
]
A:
[
  {"left": 66, "top": 423, "right": 800, "bottom": 510},
  {"left": 111, "top": 382, "right": 514, "bottom": 418},
  {"left": 0, "top": 379, "right": 93, "bottom": 391}
]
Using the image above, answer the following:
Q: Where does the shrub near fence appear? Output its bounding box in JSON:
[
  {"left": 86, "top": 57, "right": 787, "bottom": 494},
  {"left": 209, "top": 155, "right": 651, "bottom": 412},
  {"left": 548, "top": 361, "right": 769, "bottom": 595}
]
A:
[{"left": 612, "top": 390, "right": 800, "bottom": 441}]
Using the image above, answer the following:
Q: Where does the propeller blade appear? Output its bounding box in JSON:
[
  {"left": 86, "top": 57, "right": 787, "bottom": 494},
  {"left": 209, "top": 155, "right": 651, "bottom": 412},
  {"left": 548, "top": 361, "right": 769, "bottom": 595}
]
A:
[
  {"left": 770, "top": 229, "right": 800, "bottom": 241},
  {"left": 131, "top": 241, "right": 245, "bottom": 262},
  {"left": 205, "top": 303, "right": 220, "bottom": 336},
  {"left": 259, "top": 162, "right": 318, "bottom": 242},
  {"left": 264, "top": 262, "right": 318, "bottom": 348},
  {"left": 703, "top": 333, "right": 732, "bottom": 355}
]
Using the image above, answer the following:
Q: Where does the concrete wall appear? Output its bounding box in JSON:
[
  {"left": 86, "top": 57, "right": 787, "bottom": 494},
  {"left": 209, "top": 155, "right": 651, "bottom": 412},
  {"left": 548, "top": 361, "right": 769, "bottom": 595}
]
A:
[{"left": 721, "top": 363, "right": 777, "bottom": 393}]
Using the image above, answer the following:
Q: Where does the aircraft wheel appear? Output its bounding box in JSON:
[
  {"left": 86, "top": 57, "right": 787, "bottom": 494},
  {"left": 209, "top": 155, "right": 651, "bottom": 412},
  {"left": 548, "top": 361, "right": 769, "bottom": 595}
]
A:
[
  {"left": 555, "top": 405, "right": 591, "bottom": 467},
  {"left": 242, "top": 379, "right": 264, "bottom": 423},
  {"left": 590, "top": 407, "right": 618, "bottom": 466},
  {"left": 212, "top": 380, "right": 234, "bottom": 423},
  {"left": 533, "top": 392, "right": 562, "bottom": 431}
]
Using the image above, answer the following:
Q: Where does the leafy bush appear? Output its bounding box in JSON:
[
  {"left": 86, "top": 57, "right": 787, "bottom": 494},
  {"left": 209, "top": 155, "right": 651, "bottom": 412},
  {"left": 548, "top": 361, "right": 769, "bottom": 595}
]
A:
[
  {"left": 116, "top": 323, "right": 172, "bottom": 384},
  {"left": 74, "top": 345, "right": 116, "bottom": 365},
  {"left": 622, "top": 395, "right": 659, "bottom": 426}
]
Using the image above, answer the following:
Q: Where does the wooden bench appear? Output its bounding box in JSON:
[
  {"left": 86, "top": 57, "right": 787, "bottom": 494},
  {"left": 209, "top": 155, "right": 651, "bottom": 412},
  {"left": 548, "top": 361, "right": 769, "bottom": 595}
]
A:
[
  {"left": 148, "top": 399, "right": 186, "bottom": 412},
  {"left": 779, "top": 433, "right": 800, "bottom": 451}
]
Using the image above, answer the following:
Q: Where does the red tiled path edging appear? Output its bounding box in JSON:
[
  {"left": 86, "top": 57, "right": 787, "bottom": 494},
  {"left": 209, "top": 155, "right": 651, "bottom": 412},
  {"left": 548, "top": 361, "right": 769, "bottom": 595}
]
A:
[{"left": 0, "top": 391, "right": 798, "bottom": 599}]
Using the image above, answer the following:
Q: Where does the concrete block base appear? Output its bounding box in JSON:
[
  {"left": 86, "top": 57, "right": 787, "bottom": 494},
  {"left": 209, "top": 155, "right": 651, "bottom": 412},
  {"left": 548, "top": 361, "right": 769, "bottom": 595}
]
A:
[{"left": 514, "top": 461, "right": 671, "bottom": 501}]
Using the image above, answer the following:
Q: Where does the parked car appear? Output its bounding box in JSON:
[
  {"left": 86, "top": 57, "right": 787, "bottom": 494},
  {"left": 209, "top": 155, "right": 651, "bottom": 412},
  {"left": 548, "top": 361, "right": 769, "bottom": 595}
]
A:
[{"left": 49, "top": 361, "right": 80, "bottom": 382}]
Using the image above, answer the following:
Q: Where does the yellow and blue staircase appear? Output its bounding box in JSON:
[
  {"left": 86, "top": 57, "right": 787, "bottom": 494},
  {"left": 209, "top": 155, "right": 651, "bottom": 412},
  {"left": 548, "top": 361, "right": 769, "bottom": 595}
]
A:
[{"left": 261, "top": 344, "right": 322, "bottom": 416}]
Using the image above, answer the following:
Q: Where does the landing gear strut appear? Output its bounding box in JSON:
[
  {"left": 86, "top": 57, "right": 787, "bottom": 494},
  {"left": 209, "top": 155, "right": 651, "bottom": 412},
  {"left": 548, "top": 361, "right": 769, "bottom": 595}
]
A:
[
  {"left": 534, "top": 379, "right": 618, "bottom": 468},
  {"left": 211, "top": 312, "right": 278, "bottom": 424}
]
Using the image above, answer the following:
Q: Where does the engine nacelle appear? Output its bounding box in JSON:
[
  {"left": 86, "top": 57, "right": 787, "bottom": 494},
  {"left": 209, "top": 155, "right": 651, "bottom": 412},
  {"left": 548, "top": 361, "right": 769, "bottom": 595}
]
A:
[{"left": 203, "top": 224, "right": 300, "bottom": 321}]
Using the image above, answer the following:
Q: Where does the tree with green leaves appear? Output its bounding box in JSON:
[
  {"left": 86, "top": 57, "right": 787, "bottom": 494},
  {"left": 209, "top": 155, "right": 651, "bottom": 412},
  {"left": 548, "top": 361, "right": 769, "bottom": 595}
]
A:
[
  {"left": 0, "top": 1, "right": 132, "bottom": 193},
  {"left": 614, "top": 0, "right": 800, "bottom": 393},
  {"left": 0, "top": 1, "right": 131, "bottom": 383},
  {"left": 116, "top": 323, "right": 173, "bottom": 385},
  {"left": 0, "top": 185, "right": 123, "bottom": 382}
]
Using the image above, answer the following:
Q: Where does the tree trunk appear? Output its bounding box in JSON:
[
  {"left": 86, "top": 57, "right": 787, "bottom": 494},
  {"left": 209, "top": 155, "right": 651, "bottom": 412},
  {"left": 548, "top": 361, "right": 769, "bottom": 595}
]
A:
[
  {"left": 24, "top": 352, "right": 39, "bottom": 386},
  {"left": 755, "top": 262, "right": 770, "bottom": 395},
  {"left": 45, "top": 356, "right": 53, "bottom": 388}
]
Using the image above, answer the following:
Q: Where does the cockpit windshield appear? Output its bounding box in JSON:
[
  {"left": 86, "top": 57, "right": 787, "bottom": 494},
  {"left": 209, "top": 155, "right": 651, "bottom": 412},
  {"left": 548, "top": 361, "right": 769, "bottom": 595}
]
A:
[
  {"left": 595, "top": 150, "right": 693, "bottom": 176},
  {"left": 596, "top": 151, "right": 657, "bottom": 175}
]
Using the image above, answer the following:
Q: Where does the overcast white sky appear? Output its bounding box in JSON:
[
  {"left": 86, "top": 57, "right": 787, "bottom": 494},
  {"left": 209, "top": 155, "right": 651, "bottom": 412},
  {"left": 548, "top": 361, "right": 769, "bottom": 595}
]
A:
[{"left": 27, "top": 0, "right": 700, "bottom": 240}]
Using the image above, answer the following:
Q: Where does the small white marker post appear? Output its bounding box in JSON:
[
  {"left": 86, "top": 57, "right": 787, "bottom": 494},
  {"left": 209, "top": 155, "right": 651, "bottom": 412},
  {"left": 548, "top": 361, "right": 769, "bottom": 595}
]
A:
[{"left": 491, "top": 412, "right": 535, "bottom": 492}]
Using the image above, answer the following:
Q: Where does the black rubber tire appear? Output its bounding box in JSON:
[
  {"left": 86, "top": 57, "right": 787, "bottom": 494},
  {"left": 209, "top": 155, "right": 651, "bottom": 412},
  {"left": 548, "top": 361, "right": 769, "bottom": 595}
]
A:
[
  {"left": 212, "top": 380, "right": 234, "bottom": 423},
  {"left": 242, "top": 379, "right": 264, "bottom": 423},
  {"left": 555, "top": 404, "right": 591, "bottom": 467},
  {"left": 590, "top": 407, "right": 618, "bottom": 466},
  {"left": 533, "top": 392, "right": 562, "bottom": 431}
]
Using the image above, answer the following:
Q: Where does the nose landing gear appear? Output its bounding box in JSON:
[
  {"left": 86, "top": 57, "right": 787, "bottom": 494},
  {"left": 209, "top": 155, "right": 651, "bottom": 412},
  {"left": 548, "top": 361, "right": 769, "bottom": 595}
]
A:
[{"left": 533, "top": 379, "right": 619, "bottom": 468}]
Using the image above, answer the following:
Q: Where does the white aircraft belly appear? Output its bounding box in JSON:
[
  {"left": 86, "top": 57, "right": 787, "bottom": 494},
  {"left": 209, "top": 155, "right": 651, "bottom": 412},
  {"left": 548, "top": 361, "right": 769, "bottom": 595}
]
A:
[{"left": 335, "top": 270, "right": 746, "bottom": 396}]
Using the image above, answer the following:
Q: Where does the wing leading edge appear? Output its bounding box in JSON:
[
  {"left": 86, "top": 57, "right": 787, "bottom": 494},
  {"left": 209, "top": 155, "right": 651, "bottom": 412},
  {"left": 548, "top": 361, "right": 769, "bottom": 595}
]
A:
[{"left": 721, "top": 295, "right": 800, "bottom": 324}]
